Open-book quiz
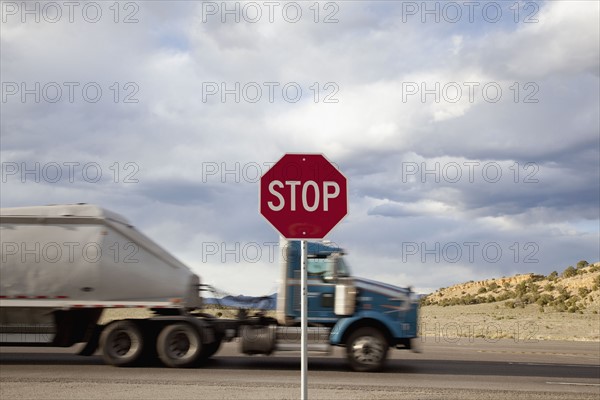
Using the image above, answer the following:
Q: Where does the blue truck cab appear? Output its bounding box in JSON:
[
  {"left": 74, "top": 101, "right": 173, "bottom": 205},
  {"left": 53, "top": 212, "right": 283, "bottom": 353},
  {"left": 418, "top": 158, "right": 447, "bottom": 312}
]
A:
[{"left": 274, "top": 239, "right": 419, "bottom": 371}]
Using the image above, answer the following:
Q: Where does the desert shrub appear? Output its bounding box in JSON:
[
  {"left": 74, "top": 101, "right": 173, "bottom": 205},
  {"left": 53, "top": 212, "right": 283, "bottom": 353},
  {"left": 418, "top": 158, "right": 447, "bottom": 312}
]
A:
[
  {"left": 548, "top": 271, "right": 559, "bottom": 281},
  {"left": 460, "top": 294, "right": 481, "bottom": 305},
  {"left": 497, "top": 291, "right": 516, "bottom": 301},
  {"left": 536, "top": 293, "right": 554, "bottom": 306},
  {"left": 553, "top": 301, "right": 567, "bottom": 312},
  {"left": 556, "top": 285, "right": 569, "bottom": 297},
  {"left": 515, "top": 282, "right": 528, "bottom": 297},
  {"left": 514, "top": 299, "right": 525, "bottom": 308},
  {"left": 579, "top": 287, "right": 590, "bottom": 297},
  {"left": 537, "top": 293, "right": 554, "bottom": 305},
  {"left": 544, "top": 283, "right": 555, "bottom": 292},
  {"left": 440, "top": 297, "right": 466, "bottom": 307},
  {"left": 566, "top": 295, "right": 580, "bottom": 304},
  {"left": 562, "top": 266, "right": 577, "bottom": 278},
  {"left": 577, "top": 260, "right": 589, "bottom": 269},
  {"left": 560, "top": 296, "right": 581, "bottom": 312},
  {"left": 529, "top": 283, "right": 540, "bottom": 294},
  {"left": 486, "top": 294, "right": 496, "bottom": 303},
  {"left": 478, "top": 287, "right": 487, "bottom": 294},
  {"left": 529, "top": 292, "right": 540, "bottom": 303},
  {"left": 519, "top": 293, "right": 538, "bottom": 305},
  {"left": 503, "top": 281, "right": 511, "bottom": 289},
  {"left": 555, "top": 292, "right": 570, "bottom": 303},
  {"left": 505, "top": 301, "right": 515, "bottom": 308}
]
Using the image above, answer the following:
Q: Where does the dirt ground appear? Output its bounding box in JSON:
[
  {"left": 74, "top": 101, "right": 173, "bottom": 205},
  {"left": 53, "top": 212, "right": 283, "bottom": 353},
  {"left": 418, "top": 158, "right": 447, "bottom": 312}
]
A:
[{"left": 420, "top": 303, "right": 600, "bottom": 342}]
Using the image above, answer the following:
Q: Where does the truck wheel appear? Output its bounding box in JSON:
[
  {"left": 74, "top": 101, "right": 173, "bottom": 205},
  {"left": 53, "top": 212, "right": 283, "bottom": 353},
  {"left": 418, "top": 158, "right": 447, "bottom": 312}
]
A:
[
  {"left": 100, "top": 321, "right": 145, "bottom": 367},
  {"left": 346, "top": 327, "right": 388, "bottom": 372},
  {"left": 157, "top": 323, "right": 203, "bottom": 368}
]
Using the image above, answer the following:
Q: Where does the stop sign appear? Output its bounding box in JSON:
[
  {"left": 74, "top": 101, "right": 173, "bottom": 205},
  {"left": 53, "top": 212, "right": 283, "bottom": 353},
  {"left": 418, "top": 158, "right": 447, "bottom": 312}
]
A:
[{"left": 260, "top": 154, "right": 347, "bottom": 239}]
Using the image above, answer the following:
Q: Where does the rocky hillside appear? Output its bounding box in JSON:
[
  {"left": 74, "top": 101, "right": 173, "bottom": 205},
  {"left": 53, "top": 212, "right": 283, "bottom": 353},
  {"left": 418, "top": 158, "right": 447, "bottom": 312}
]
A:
[{"left": 423, "top": 261, "right": 600, "bottom": 313}]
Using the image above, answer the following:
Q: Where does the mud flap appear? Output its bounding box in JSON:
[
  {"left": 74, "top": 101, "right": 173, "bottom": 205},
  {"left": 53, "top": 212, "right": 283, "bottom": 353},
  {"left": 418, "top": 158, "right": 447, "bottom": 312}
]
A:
[{"left": 78, "top": 324, "right": 103, "bottom": 356}]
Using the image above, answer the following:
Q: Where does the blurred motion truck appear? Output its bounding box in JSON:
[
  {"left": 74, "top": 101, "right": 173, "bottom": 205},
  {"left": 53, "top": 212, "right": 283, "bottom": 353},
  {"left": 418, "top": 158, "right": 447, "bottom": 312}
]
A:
[{"left": 0, "top": 204, "right": 419, "bottom": 371}]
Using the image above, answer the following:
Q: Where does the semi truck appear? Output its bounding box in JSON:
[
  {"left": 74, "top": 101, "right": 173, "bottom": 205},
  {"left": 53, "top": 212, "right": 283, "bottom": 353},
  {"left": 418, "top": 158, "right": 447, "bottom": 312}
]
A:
[{"left": 0, "top": 204, "right": 419, "bottom": 371}]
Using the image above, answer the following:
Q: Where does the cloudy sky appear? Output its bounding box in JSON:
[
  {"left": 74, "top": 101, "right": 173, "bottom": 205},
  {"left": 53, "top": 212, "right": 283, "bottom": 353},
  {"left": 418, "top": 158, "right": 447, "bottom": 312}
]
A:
[{"left": 1, "top": 0, "right": 599, "bottom": 295}]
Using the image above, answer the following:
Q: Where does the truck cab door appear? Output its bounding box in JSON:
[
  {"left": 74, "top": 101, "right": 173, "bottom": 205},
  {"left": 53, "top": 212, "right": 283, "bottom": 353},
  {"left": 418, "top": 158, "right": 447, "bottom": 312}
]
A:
[
  {"left": 306, "top": 257, "right": 337, "bottom": 321},
  {"left": 307, "top": 255, "right": 356, "bottom": 321}
]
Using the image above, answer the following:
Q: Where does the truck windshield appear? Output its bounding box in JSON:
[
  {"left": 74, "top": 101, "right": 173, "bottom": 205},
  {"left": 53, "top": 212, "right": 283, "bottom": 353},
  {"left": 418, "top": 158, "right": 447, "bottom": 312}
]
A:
[
  {"left": 307, "top": 258, "right": 329, "bottom": 276},
  {"left": 306, "top": 254, "right": 351, "bottom": 279}
]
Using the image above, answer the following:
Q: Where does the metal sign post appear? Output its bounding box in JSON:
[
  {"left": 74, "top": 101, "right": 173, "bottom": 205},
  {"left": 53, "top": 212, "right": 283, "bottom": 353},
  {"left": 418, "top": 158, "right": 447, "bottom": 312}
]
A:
[
  {"left": 300, "top": 239, "right": 308, "bottom": 400},
  {"left": 259, "top": 153, "right": 348, "bottom": 400}
]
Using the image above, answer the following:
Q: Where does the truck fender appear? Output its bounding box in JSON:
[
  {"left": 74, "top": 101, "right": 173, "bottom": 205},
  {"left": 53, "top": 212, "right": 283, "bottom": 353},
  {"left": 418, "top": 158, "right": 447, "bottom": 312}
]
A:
[{"left": 329, "top": 312, "right": 397, "bottom": 346}]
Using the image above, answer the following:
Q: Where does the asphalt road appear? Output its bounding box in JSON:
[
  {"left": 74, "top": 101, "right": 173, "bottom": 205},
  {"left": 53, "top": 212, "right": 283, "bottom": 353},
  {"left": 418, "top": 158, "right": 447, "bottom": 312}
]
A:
[{"left": 1, "top": 338, "right": 599, "bottom": 399}]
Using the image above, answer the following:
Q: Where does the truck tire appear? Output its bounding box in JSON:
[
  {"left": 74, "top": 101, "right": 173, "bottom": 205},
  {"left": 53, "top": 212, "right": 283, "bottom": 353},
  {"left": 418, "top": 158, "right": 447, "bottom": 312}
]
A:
[
  {"left": 100, "top": 321, "right": 145, "bottom": 367},
  {"left": 346, "top": 327, "right": 388, "bottom": 372},
  {"left": 157, "top": 323, "right": 203, "bottom": 368}
]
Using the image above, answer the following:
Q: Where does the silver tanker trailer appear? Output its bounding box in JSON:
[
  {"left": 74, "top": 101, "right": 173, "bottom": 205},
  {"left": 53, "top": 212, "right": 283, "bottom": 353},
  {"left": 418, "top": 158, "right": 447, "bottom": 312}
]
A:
[{"left": 0, "top": 204, "right": 213, "bottom": 367}]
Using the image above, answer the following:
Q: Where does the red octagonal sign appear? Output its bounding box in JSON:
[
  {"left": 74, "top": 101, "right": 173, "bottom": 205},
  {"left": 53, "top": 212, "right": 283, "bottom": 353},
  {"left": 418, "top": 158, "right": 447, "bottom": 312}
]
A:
[{"left": 260, "top": 154, "right": 347, "bottom": 239}]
